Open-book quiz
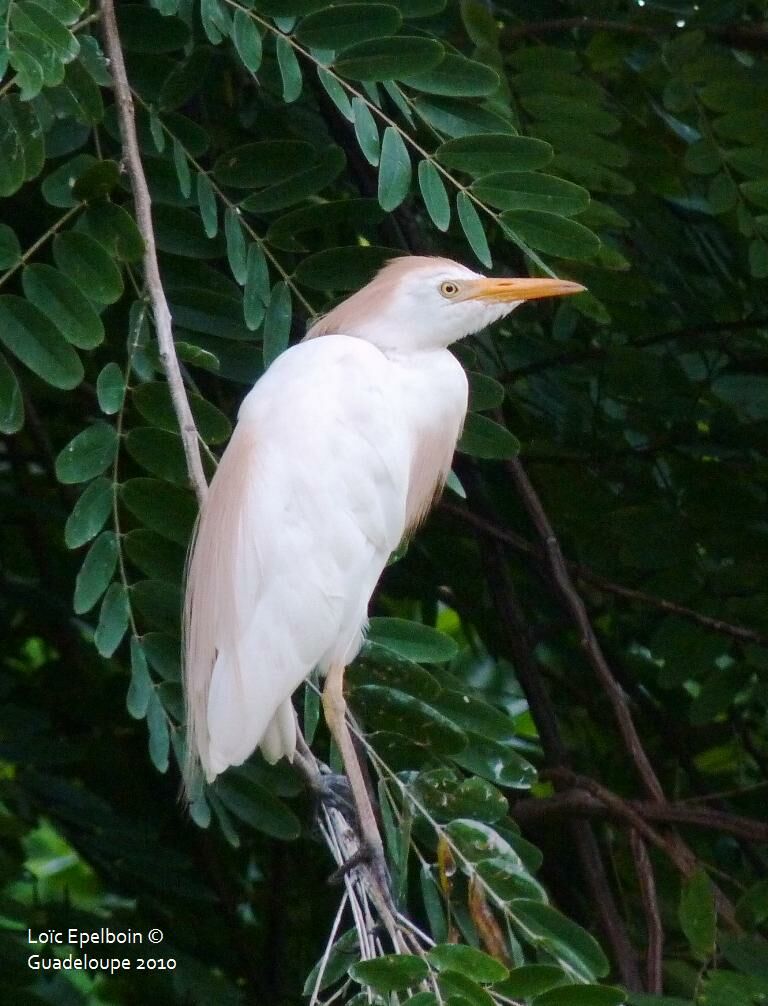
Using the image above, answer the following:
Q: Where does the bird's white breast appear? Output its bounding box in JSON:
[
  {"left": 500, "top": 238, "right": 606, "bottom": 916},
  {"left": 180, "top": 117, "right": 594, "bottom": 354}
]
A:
[{"left": 384, "top": 348, "right": 469, "bottom": 530}]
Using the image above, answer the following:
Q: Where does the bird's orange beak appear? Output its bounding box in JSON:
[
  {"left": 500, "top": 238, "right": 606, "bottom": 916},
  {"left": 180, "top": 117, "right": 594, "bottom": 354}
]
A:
[{"left": 462, "top": 276, "right": 586, "bottom": 303}]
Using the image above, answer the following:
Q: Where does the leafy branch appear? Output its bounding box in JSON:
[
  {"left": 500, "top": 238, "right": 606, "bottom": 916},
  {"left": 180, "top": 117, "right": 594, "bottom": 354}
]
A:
[{"left": 226, "top": 0, "right": 561, "bottom": 278}]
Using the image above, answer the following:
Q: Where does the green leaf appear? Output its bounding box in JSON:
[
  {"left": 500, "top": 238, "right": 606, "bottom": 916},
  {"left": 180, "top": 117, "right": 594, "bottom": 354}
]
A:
[
  {"left": 414, "top": 95, "right": 512, "bottom": 139},
  {"left": 749, "top": 237, "right": 768, "bottom": 279},
  {"left": 349, "top": 955, "right": 429, "bottom": 992},
  {"left": 41, "top": 154, "right": 97, "bottom": 208},
  {"left": 294, "top": 245, "right": 396, "bottom": 290},
  {"left": 263, "top": 281, "right": 292, "bottom": 367},
  {"left": 224, "top": 208, "right": 248, "bottom": 285},
  {"left": 685, "top": 139, "right": 720, "bottom": 176},
  {"left": 131, "top": 580, "right": 181, "bottom": 633},
  {"left": 213, "top": 775, "right": 301, "bottom": 840},
  {"left": 510, "top": 899, "right": 609, "bottom": 981},
  {"left": 437, "top": 134, "right": 552, "bottom": 175},
  {"left": 476, "top": 855, "right": 547, "bottom": 901},
  {"left": 468, "top": 371, "right": 504, "bottom": 411},
  {"left": 534, "top": 985, "right": 625, "bottom": 1006},
  {"left": 74, "top": 531, "right": 119, "bottom": 614},
  {"left": 276, "top": 35, "right": 302, "bottom": 102},
  {"left": 125, "top": 427, "right": 188, "bottom": 486},
  {"left": 64, "top": 477, "right": 112, "bottom": 549},
  {"left": 741, "top": 180, "right": 768, "bottom": 211},
  {"left": 500, "top": 210, "right": 600, "bottom": 259},
  {"left": 352, "top": 96, "right": 380, "bottom": 166},
  {"left": 56, "top": 423, "right": 118, "bottom": 484},
  {"left": 96, "top": 363, "right": 125, "bottom": 415},
  {"left": 233, "top": 8, "right": 262, "bottom": 72},
  {"left": 52, "top": 232, "right": 124, "bottom": 305},
  {"left": 401, "top": 53, "right": 499, "bottom": 97},
  {"left": 457, "top": 191, "right": 491, "bottom": 267},
  {"left": 317, "top": 65, "right": 354, "bottom": 121},
  {"left": 298, "top": 4, "right": 401, "bottom": 49},
  {"left": 94, "top": 582, "right": 130, "bottom": 657},
  {"left": 679, "top": 867, "right": 716, "bottom": 960},
  {"left": 458, "top": 414, "right": 520, "bottom": 459},
  {"left": 334, "top": 36, "right": 444, "bottom": 81},
  {"left": 132, "top": 381, "right": 231, "bottom": 443},
  {"left": 0, "top": 223, "right": 21, "bottom": 269},
  {"left": 472, "top": 172, "right": 590, "bottom": 216},
  {"left": 196, "top": 173, "right": 218, "bottom": 238},
  {"left": 215, "top": 140, "right": 315, "bottom": 188},
  {"left": 146, "top": 689, "right": 170, "bottom": 772},
  {"left": 350, "top": 645, "right": 441, "bottom": 700},
  {"left": 303, "top": 928, "right": 360, "bottom": 996},
  {"left": 117, "top": 4, "right": 190, "bottom": 52},
  {"left": 124, "top": 529, "right": 185, "bottom": 583},
  {"left": 154, "top": 204, "right": 225, "bottom": 258},
  {"left": 127, "top": 637, "right": 153, "bottom": 719},
  {"left": 0, "top": 350, "right": 23, "bottom": 433},
  {"left": 353, "top": 685, "right": 467, "bottom": 754},
  {"left": 0, "top": 295, "right": 83, "bottom": 390},
  {"left": 244, "top": 243, "right": 269, "bottom": 330},
  {"left": 432, "top": 690, "right": 516, "bottom": 743},
  {"left": 71, "top": 160, "right": 120, "bottom": 203},
  {"left": 418, "top": 159, "right": 450, "bottom": 230},
  {"left": 171, "top": 137, "right": 192, "bottom": 198},
  {"left": 80, "top": 203, "right": 145, "bottom": 262},
  {"left": 121, "top": 478, "right": 197, "bottom": 546},
  {"left": 453, "top": 736, "right": 536, "bottom": 789},
  {"left": 368, "top": 617, "right": 458, "bottom": 662},
  {"left": 149, "top": 107, "right": 165, "bottom": 153},
  {"left": 142, "top": 632, "right": 182, "bottom": 681},
  {"left": 378, "top": 126, "right": 411, "bottom": 211},
  {"left": 169, "top": 288, "right": 251, "bottom": 340},
  {"left": 21, "top": 264, "right": 105, "bottom": 350},
  {"left": 494, "top": 965, "right": 568, "bottom": 1000},
  {"left": 240, "top": 146, "right": 346, "bottom": 213},
  {"left": 708, "top": 172, "right": 737, "bottom": 214},
  {"left": 59, "top": 58, "right": 104, "bottom": 124},
  {"left": 437, "top": 971, "right": 494, "bottom": 1006}
]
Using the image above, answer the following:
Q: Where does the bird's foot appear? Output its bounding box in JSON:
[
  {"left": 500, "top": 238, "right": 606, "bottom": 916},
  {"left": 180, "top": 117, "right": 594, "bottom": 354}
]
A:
[
  {"left": 310, "top": 771, "right": 356, "bottom": 818},
  {"left": 327, "top": 837, "right": 391, "bottom": 890}
]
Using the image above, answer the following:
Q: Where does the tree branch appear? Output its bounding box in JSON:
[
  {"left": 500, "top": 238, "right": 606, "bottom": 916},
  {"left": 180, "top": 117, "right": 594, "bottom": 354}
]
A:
[
  {"left": 507, "top": 458, "right": 665, "bottom": 801},
  {"left": 439, "top": 501, "right": 768, "bottom": 648},
  {"left": 630, "top": 831, "right": 664, "bottom": 995},
  {"left": 477, "top": 523, "right": 642, "bottom": 990},
  {"left": 510, "top": 785, "right": 768, "bottom": 845},
  {"left": 99, "top": 0, "right": 207, "bottom": 505}
]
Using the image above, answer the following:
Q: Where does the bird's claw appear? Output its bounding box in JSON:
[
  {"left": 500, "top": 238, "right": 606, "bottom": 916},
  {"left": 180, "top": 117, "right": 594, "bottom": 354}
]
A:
[{"left": 311, "top": 771, "right": 356, "bottom": 818}]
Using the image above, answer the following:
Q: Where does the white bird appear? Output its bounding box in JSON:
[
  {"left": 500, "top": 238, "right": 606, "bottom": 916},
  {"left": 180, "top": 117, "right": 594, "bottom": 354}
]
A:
[{"left": 183, "top": 255, "right": 583, "bottom": 856}]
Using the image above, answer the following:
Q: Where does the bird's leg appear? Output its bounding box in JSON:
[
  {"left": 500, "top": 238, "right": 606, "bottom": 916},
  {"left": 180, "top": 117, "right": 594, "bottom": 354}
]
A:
[{"left": 322, "top": 664, "right": 388, "bottom": 882}]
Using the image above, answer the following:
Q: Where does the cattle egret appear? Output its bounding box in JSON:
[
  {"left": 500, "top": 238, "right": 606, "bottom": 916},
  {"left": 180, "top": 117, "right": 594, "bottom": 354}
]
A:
[{"left": 183, "top": 256, "right": 584, "bottom": 863}]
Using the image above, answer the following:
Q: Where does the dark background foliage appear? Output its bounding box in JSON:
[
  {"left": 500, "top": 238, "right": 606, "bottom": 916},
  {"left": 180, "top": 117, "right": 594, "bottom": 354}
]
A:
[{"left": 1, "top": 0, "right": 767, "bottom": 1003}]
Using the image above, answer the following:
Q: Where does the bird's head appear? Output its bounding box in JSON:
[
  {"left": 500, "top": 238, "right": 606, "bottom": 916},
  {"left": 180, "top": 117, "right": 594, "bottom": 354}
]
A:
[{"left": 305, "top": 255, "right": 585, "bottom": 351}]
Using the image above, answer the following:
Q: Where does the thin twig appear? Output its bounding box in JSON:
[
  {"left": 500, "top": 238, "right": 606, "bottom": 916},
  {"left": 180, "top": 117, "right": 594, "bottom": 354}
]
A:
[
  {"left": 507, "top": 457, "right": 663, "bottom": 801},
  {"left": 511, "top": 787, "right": 768, "bottom": 844},
  {"left": 99, "top": 0, "right": 207, "bottom": 504},
  {"left": 629, "top": 831, "right": 664, "bottom": 995}
]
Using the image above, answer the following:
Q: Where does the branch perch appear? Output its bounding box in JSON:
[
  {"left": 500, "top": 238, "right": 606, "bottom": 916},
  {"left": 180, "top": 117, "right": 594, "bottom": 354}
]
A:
[{"left": 100, "top": 0, "right": 207, "bottom": 505}]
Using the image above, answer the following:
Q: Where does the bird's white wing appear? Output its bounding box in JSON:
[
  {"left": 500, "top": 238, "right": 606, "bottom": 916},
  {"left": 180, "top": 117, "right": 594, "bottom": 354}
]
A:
[{"left": 183, "top": 335, "right": 411, "bottom": 784}]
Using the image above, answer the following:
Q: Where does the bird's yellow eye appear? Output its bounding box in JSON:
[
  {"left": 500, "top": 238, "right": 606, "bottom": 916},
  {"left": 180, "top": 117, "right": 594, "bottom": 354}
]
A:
[{"left": 440, "top": 281, "right": 460, "bottom": 298}]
